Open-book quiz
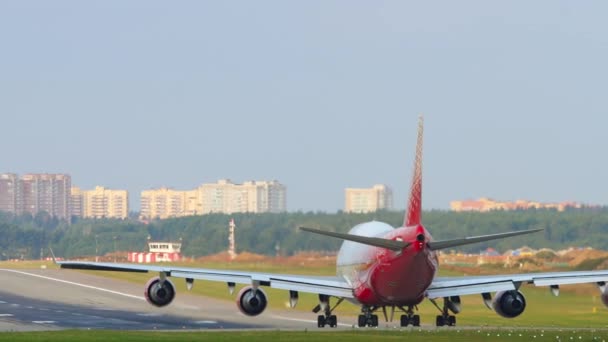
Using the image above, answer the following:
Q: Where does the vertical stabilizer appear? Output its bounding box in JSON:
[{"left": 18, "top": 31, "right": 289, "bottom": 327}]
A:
[{"left": 404, "top": 116, "right": 424, "bottom": 227}]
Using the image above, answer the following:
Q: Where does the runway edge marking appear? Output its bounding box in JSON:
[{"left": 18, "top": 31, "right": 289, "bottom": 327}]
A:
[
  {"left": 268, "top": 314, "right": 352, "bottom": 327},
  {"left": 0, "top": 269, "right": 144, "bottom": 301}
]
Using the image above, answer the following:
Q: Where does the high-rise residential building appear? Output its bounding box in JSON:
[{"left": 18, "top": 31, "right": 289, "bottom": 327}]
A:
[
  {"left": 71, "top": 186, "right": 128, "bottom": 219},
  {"left": 1, "top": 174, "right": 132, "bottom": 220},
  {"left": 140, "top": 187, "right": 188, "bottom": 220},
  {"left": 0, "top": 173, "right": 71, "bottom": 219},
  {"left": 139, "top": 179, "right": 287, "bottom": 220},
  {"left": 70, "top": 186, "right": 84, "bottom": 218},
  {"left": 0, "top": 173, "right": 19, "bottom": 213},
  {"left": 198, "top": 179, "right": 287, "bottom": 214},
  {"left": 184, "top": 189, "right": 201, "bottom": 216},
  {"left": 19, "top": 174, "right": 71, "bottom": 219},
  {"left": 344, "top": 184, "right": 393, "bottom": 214},
  {"left": 254, "top": 180, "right": 287, "bottom": 213}
]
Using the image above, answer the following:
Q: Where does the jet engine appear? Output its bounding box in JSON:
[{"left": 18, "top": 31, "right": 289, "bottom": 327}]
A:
[
  {"left": 144, "top": 276, "right": 176, "bottom": 307},
  {"left": 446, "top": 296, "right": 461, "bottom": 314},
  {"left": 601, "top": 290, "right": 608, "bottom": 308},
  {"left": 492, "top": 290, "right": 526, "bottom": 318},
  {"left": 236, "top": 286, "right": 268, "bottom": 316}
]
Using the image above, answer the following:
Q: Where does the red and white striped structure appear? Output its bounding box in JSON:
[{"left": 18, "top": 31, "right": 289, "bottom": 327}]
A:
[
  {"left": 127, "top": 241, "right": 182, "bottom": 263},
  {"left": 128, "top": 252, "right": 180, "bottom": 263},
  {"left": 228, "top": 218, "right": 236, "bottom": 260}
]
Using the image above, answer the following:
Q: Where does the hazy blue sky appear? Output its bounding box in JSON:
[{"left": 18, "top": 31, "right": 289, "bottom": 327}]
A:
[{"left": 1, "top": 1, "right": 607, "bottom": 212}]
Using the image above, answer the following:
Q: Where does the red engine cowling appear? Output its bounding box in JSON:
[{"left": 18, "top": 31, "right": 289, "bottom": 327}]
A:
[
  {"left": 144, "top": 276, "right": 176, "bottom": 307},
  {"left": 236, "top": 286, "right": 268, "bottom": 316},
  {"left": 492, "top": 290, "right": 526, "bottom": 318}
]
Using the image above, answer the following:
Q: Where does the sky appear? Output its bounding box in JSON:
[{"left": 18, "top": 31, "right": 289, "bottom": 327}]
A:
[{"left": 1, "top": 1, "right": 607, "bottom": 212}]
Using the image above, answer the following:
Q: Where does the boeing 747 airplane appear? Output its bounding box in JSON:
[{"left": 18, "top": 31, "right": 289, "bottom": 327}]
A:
[{"left": 57, "top": 117, "right": 608, "bottom": 327}]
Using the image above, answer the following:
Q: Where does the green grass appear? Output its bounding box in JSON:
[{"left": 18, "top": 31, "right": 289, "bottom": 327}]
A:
[
  {"left": 0, "top": 260, "right": 55, "bottom": 269},
  {"left": 0, "top": 329, "right": 607, "bottom": 342}
]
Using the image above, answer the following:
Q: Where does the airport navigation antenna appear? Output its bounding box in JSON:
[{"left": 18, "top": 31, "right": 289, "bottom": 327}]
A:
[{"left": 228, "top": 218, "right": 236, "bottom": 260}]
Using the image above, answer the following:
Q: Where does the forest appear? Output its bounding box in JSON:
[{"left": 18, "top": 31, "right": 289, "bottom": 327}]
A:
[{"left": 1, "top": 208, "right": 608, "bottom": 260}]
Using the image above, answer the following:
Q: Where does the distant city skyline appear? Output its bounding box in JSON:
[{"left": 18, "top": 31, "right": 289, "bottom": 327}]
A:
[
  {"left": 2, "top": 2, "right": 607, "bottom": 212},
  {"left": 2, "top": 171, "right": 603, "bottom": 217},
  {"left": 1, "top": 174, "right": 287, "bottom": 217},
  {"left": 450, "top": 197, "right": 594, "bottom": 213}
]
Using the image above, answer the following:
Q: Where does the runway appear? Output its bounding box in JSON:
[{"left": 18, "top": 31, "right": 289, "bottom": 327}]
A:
[{"left": 0, "top": 268, "right": 336, "bottom": 331}]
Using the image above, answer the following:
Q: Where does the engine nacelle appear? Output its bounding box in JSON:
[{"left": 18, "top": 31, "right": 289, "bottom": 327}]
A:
[
  {"left": 144, "top": 276, "right": 176, "bottom": 307},
  {"left": 236, "top": 286, "right": 268, "bottom": 316},
  {"left": 446, "top": 296, "right": 461, "bottom": 314},
  {"left": 601, "top": 290, "right": 608, "bottom": 308},
  {"left": 492, "top": 290, "right": 526, "bottom": 318}
]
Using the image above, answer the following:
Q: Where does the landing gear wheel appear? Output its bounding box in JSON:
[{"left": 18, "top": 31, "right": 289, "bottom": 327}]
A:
[
  {"left": 357, "top": 315, "right": 366, "bottom": 327},
  {"left": 370, "top": 314, "right": 379, "bottom": 327},
  {"left": 317, "top": 315, "right": 326, "bottom": 328},
  {"left": 412, "top": 314, "right": 420, "bottom": 327},
  {"left": 400, "top": 306, "right": 421, "bottom": 327},
  {"left": 400, "top": 315, "right": 410, "bottom": 327},
  {"left": 358, "top": 306, "right": 379, "bottom": 327},
  {"left": 328, "top": 315, "right": 337, "bottom": 328},
  {"left": 436, "top": 314, "right": 456, "bottom": 327}
]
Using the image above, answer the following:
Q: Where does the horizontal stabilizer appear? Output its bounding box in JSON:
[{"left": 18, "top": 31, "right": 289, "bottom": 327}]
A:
[
  {"left": 427, "top": 228, "right": 543, "bottom": 251},
  {"left": 299, "top": 227, "right": 409, "bottom": 251}
]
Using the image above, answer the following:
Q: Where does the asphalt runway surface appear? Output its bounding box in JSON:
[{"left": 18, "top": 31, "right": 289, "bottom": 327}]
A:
[{"left": 0, "top": 268, "right": 346, "bottom": 331}]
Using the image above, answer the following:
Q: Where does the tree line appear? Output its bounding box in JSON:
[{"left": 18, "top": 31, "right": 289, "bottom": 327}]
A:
[{"left": 1, "top": 208, "right": 608, "bottom": 260}]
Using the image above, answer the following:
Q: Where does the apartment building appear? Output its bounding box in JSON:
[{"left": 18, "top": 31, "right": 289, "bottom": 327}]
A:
[
  {"left": 70, "top": 186, "right": 83, "bottom": 218},
  {"left": 198, "top": 179, "right": 287, "bottom": 214},
  {"left": 140, "top": 187, "right": 188, "bottom": 220},
  {"left": 256, "top": 180, "right": 287, "bottom": 213},
  {"left": 0, "top": 173, "right": 72, "bottom": 219},
  {"left": 21, "top": 174, "right": 71, "bottom": 219},
  {"left": 344, "top": 184, "right": 393, "bottom": 213},
  {"left": 71, "top": 186, "right": 129, "bottom": 219},
  {"left": 0, "top": 173, "right": 19, "bottom": 213},
  {"left": 140, "top": 180, "right": 287, "bottom": 220}
]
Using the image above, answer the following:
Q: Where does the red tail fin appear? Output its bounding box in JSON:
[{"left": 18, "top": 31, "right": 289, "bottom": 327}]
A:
[{"left": 404, "top": 116, "right": 424, "bottom": 227}]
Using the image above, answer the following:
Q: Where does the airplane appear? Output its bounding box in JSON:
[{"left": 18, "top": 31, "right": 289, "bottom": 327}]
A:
[{"left": 56, "top": 116, "right": 608, "bottom": 328}]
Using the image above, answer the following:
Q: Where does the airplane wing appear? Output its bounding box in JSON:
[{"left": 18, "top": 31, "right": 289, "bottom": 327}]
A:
[
  {"left": 57, "top": 261, "right": 355, "bottom": 298},
  {"left": 427, "top": 270, "right": 608, "bottom": 299}
]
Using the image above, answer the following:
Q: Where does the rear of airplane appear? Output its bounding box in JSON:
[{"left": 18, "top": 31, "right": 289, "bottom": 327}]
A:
[{"left": 300, "top": 116, "right": 540, "bottom": 251}]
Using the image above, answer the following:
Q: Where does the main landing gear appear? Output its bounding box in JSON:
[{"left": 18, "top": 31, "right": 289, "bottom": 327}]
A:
[
  {"left": 430, "top": 297, "right": 457, "bottom": 327},
  {"left": 314, "top": 295, "right": 344, "bottom": 328},
  {"left": 318, "top": 314, "right": 337, "bottom": 328},
  {"left": 399, "top": 306, "right": 421, "bottom": 327},
  {"left": 357, "top": 306, "right": 379, "bottom": 327},
  {"left": 356, "top": 305, "right": 421, "bottom": 328},
  {"left": 435, "top": 314, "right": 456, "bottom": 327}
]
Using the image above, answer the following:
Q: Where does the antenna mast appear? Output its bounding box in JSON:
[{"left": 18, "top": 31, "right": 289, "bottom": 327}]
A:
[{"left": 228, "top": 218, "right": 236, "bottom": 260}]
